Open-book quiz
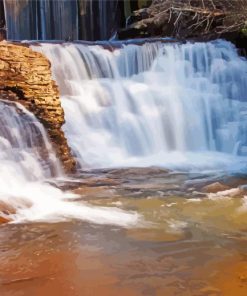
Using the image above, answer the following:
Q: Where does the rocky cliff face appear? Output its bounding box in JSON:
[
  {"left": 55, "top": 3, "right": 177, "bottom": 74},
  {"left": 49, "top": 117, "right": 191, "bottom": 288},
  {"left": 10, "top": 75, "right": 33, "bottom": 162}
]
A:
[{"left": 0, "top": 42, "right": 76, "bottom": 172}]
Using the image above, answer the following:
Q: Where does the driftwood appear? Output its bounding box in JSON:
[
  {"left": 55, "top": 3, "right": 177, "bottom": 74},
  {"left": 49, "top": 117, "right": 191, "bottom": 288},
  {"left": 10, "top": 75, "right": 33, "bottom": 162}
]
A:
[{"left": 121, "top": 0, "right": 247, "bottom": 39}]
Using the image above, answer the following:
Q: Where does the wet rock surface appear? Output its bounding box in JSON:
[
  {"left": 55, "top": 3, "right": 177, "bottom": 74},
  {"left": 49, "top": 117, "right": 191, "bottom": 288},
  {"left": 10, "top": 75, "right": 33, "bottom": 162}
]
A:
[
  {"left": 202, "top": 182, "right": 231, "bottom": 193},
  {"left": 53, "top": 167, "right": 247, "bottom": 200}
]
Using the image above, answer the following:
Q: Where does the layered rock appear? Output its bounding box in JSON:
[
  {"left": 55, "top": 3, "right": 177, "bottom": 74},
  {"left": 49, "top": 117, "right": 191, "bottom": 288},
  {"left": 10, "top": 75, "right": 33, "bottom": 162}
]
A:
[{"left": 0, "top": 42, "right": 76, "bottom": 172}]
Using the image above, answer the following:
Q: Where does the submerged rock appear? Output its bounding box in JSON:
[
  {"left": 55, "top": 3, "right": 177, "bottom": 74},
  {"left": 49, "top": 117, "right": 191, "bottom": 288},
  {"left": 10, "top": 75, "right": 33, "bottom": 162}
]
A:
[
  {"left": 202, "top": 182, "right": 231, "bottom": 193},
  {"left": 0, "top": 201, "right": 15, "bottom": 224}
]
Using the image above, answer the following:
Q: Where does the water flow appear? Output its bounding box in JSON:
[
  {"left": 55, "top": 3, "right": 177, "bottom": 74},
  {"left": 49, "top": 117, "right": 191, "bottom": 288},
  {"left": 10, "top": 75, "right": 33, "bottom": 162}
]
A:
[
  {"left": 0, "top": 100, "right": 61, "bottom": 180},
  {"left": 3, "top": 0, "right": 121, "bottom": 40},
  {"left": 33, "top": 40, "right": 247, "bottom": 171},
  {"left": 0, "top": 100, "right": 139, "bottom": 227}
]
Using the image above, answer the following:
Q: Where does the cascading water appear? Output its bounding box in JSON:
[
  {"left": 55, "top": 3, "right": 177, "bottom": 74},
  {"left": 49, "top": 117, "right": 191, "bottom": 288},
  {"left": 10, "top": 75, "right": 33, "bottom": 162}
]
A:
[
  {"left": 33, "top": 40, "right": 247, "bottom": 171},
  {"left": 2, "top": 0, "right": 122, "bottom": 41},
  {"left": 0, "top": 100, "right": 62, "bottom": 180},
  {"left": 0, "top": 100, "right": 138, "bottom": 226}
]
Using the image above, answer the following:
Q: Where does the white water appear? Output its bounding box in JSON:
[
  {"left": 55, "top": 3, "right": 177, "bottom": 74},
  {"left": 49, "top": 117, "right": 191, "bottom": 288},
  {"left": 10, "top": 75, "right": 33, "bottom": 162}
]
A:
[
  {"left": 33, "top": 40, "right": 247, "bottom": 171},
  {"left": 0, "top": 101, "right": 139, "bottom": 227},
  {"left": 2, "top": 40, "right": 247, "bottom": 226}
]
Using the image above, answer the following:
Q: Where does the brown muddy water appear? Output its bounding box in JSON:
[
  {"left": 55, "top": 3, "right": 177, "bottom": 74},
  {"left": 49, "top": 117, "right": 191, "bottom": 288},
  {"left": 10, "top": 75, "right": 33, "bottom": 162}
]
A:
[{"left": 0, "top": 168, "right": 247, "bottom": 296}]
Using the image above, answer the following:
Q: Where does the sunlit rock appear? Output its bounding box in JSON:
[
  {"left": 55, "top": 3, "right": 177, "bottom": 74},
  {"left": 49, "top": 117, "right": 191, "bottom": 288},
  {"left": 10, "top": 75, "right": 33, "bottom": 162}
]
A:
[{"left": 0, "top": 43, "right": 75, "bottom": 172}]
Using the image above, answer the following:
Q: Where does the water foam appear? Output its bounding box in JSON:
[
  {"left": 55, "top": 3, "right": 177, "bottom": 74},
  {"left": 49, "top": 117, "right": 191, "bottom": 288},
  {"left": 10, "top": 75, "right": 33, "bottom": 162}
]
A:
[{"left": 0, "top": 101, "right": 139, "bottom": 227}]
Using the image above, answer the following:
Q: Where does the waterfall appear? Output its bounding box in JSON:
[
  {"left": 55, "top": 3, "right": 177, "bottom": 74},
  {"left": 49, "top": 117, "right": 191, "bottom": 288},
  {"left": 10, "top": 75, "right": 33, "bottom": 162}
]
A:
[
  {"left": 0, "top": 100, "right": 138, "bottom": 226},
  {"left": 0, "top": 100, "right": 62, "bottom": 180},
  {"left": 33, "top": 40, "right": 247, "bottom": 171},
  {"left": 3, "top": 0, "right": 121, "bottom": 41}
]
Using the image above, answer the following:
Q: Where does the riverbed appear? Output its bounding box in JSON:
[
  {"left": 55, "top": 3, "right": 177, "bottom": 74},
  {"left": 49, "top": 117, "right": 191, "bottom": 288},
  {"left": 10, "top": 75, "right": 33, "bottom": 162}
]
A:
[{"left": 1, "top": 168, "right": 247, "bottom": 296}]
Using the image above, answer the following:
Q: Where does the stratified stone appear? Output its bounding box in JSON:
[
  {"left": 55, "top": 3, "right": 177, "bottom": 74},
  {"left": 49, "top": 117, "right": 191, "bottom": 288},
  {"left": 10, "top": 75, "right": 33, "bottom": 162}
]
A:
[{"left": 0, "top": 42, "right": 76, "bottom": 173}]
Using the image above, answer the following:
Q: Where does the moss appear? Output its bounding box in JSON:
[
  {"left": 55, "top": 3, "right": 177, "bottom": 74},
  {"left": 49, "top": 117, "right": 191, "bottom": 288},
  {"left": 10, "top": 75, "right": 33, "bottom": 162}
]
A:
[
  {"left": 241, "top": 28, "right": 247, "bottom": 36},
  {"left": 241, "top": 22, "right": 247, "bottom": 36}
]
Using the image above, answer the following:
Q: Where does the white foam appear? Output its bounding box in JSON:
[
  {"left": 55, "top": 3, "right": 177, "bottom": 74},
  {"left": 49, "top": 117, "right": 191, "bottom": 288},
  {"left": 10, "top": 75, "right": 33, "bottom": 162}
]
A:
[
  {"left": 0, "top": 101, "right": 140, "bottom": 227},
  {"left": 3, "top": 181, "right": 139, "bottom": 227},
  {"left": 208, "top": 188, "right": 242, "bottom": 200}
]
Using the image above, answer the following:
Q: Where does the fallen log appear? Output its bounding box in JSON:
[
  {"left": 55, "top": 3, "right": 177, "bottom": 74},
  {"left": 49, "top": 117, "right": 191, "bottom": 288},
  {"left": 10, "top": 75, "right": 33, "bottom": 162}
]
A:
[{"left": 119, "top": 0, "right": 247, "bottom": 40}]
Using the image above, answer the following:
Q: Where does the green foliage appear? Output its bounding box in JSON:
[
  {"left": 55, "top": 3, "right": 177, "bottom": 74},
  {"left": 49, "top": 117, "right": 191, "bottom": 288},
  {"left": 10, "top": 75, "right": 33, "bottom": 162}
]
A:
[{"left": 241, "top": 23, "right": 247, "bottom": 36}]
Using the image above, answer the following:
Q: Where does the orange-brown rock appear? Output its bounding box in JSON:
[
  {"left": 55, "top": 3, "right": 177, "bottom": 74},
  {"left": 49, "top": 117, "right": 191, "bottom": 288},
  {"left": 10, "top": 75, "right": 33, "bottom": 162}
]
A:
[
  {"left": 0, "top": 42, "right": 75, "bottom": 173},
  {"left": 202, "top": 182, "right": 231, "bottom": 193},
  {"left": 0, "top": 201, "right": 15, "bottom": 224}
]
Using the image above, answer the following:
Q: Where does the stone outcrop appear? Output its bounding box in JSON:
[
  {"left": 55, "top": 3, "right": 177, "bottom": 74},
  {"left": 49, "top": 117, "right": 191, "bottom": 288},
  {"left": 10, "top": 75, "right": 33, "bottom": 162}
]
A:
[{"left": 0, "top": 42, "right": 76, "bottom": 172}]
